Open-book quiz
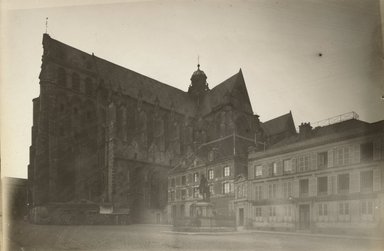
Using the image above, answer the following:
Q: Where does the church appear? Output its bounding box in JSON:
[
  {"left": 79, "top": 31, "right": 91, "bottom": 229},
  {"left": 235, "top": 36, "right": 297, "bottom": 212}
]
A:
[{"left": 28, "top": 34, "right": 296, "bottom": 224}]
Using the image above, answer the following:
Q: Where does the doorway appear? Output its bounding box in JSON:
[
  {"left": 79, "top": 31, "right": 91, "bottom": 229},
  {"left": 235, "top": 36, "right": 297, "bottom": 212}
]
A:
[
  {"left": 239, "top": 208, "right": 244, "bottom": 226},
  {"left": 298, "top": 204, "right": 310, "bottom": 230}
]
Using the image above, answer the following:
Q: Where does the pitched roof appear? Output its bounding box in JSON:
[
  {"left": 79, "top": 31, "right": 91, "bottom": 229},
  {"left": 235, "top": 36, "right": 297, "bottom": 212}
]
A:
[
  {"left": 261, "top": 111, "right": 296, "bottom": 137},
  {"left": 45, "top": 35, "right": 197, "bottom": 117},
  {"left": 268, "top": 118, "right": 375, "bottom": 149},
  {"left": 199, "top": 69, "right": 253, "bottom": 116},
  {"left": 44, "top": 34, "right": 253, "bottom": 118},
  {"left": 93, "top": 55, "right": 197, "bottom": 116}
]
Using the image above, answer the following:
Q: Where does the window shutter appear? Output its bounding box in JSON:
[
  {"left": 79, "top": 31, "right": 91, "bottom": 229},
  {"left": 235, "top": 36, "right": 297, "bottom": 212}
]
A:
[
  {"left": 328, "top": 149, "right": 334, "bottom": 168},
  {"left": 327, "top": 175, "right": 333, "bottom": 195},
  {"left": 382, "top": 138, "right": 384, "bottom": 160},
  {"left": 291, "top": 158, "right": 297, "bottom": 173},
  {"left": 373, "top": 140, "right": 381, "bottom": 161},
  {"left": 352, "top": 144, "right": 360, "bottom": 163},
  {"left": 262, "top": 165, "right": 268, "bottom": 178},
  {"left": 373, "top": 168, "right": 380, "bottom": 192},
  {"left": 277, "top": 161, "right": 283, "bottom": 176},
  {"left": 311, "top": 152, "right": 317, "bottom": 170},
  {"left": 249, "top": 164, "right": 255, "bottom": 178},
  {"left": 309, "top": 176, "right": 316, "bottom": 196},
  {"left": 260, "top": 185, "right": 264, "bottom": 200},
  {"left": 292, "top": 179, "right": 299, "bottom": 197},
  {"left": 350, "top": 171, "right": 360, "bottom": 193}
]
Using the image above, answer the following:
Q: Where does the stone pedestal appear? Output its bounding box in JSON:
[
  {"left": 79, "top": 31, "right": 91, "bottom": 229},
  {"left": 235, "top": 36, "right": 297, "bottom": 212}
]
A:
[
  {"left": 173, "top": 200, "right": 235, "bottom": 231},
  {"left": 190, "top": 201, "right": 215, "bottom": 227},
  {"left": 194, "top": 201, "right": 213, "bottom": 217}
]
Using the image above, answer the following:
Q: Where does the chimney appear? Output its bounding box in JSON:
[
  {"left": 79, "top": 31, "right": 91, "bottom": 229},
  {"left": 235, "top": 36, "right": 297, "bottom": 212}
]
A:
[{"left": 299, "top": 122, "right": 312, "bottom": 136}]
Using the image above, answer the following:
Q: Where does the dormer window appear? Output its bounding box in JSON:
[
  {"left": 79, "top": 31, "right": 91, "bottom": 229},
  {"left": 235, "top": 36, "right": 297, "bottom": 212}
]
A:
[{"left": 255, "top": 165, "right": 262, "bottom": 177}]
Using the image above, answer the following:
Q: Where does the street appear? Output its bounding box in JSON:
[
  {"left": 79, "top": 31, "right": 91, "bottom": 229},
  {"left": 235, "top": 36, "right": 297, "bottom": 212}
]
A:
[{"left": 6, "top": 222, "right": 384, "bottom": 251}]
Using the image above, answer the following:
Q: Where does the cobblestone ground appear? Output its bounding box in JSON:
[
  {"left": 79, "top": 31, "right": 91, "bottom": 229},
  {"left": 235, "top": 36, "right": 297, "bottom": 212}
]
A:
[{"left": 5, "top": 221, "right": 384, "bottom": 251}]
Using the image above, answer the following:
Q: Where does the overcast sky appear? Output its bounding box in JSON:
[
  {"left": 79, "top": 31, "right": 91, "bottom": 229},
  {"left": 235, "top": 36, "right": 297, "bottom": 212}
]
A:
[{"left": 1, "top": 0, "right": 383, "bottom": 178}]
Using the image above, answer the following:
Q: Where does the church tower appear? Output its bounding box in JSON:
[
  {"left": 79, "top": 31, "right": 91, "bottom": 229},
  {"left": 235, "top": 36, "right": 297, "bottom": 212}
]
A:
[{"left": 188, "top": 64, "right": 209, "bottom": 104}]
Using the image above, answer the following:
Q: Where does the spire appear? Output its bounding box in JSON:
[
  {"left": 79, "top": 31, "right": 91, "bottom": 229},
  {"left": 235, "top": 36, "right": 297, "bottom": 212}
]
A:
[{"left": 45, "top": 17, "right": 48, "bottom": 34}]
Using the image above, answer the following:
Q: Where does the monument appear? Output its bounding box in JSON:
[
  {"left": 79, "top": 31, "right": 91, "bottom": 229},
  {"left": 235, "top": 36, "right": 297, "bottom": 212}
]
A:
[
  {"left": 174, "top": 174, "right": 236, "bottom": 231},
  {"left": 190, "top": 175, "right": 214, "bottom": 227}
]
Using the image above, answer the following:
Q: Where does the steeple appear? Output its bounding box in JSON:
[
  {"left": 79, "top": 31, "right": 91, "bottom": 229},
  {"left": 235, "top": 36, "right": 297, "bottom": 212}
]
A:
[{"left": 188, "top": 64, "right": 209, "bottom": 101}]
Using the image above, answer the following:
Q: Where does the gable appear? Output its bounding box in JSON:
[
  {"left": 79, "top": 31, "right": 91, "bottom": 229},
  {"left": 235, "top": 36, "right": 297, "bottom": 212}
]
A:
[{"left": 199, "top": 69, "right": 253, "bottom": 116}]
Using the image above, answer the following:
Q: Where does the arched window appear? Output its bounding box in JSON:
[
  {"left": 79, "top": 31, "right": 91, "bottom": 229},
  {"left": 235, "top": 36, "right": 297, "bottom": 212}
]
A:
[
  {"left": 85, "top": 77, "right": 93, "bottom": 95},
  {"left": 57, "top": 68, "right": 66, "bottom": 86},
  {"left": 72, "top": 73, "right": 80, "bottom": 91}
]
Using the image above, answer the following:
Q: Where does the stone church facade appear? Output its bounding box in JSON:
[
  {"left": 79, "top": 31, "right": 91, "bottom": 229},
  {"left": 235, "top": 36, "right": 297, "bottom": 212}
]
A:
[{"left": 29, "top": 34, "right": 277, "bottom": 224}]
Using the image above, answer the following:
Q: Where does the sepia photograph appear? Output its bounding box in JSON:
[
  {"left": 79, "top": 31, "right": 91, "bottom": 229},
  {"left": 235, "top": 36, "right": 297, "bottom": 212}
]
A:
[{"left": 1, "top": 0, "right": 384, "bottom": 250}]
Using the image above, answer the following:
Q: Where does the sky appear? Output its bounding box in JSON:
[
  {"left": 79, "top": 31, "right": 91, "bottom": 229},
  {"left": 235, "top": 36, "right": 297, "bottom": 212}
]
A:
[{"left": 1, "top": 0, "right": 383, "bottom": 178}]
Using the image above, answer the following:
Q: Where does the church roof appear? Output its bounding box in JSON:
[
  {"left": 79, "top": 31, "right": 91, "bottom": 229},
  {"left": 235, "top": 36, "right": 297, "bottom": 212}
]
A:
[
  {"left": 261, "top": 111, "right": 296, "bottom": 137},
  {"left": 93, "top": 56, "right": 198, "bottom": 116},
  {"left": 43, "top": 34, "right": 253, "bottom": 118},
  {"left": 199, "top": 69, "right": 253, "bottom": 116},
  {"left": 44, "top": 34, "right": 196, "bottom": 116}
]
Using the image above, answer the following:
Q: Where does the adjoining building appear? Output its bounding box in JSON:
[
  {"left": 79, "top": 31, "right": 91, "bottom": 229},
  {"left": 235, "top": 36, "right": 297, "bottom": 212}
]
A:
[
  {"left": 2, "top": 177, "right": 28, "bottom": 220},
  {"left": 234, "top": 113, "right": 384, "bottom": 235},
  {"left": 167, "top": 112, "right": 296, "bottom": 224}
]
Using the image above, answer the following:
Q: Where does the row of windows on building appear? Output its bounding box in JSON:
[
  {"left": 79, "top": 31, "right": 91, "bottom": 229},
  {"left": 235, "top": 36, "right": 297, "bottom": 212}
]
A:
[
  {"left": 57, "top": 68, "right": 95, "bottom": 95},
  {"left": 169, "top": 166, "right": 231, "bottom": 188},
  {"left": 240, "top": 170, "right": 374, "bottom": 200},
  {"left": 169, "top": 181, "right": 234, "bottom": 202},
  {"left": 252, "top": 200, "right": 375, "bottom": 222},
  {"left": 252, "top": 142, "right": 375, "bottom": 179}
]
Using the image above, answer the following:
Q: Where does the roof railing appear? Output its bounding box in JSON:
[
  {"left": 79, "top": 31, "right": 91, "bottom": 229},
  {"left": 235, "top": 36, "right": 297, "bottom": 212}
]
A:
[{"left": 311, "top": 111, "right": 359, "bottom": 128}]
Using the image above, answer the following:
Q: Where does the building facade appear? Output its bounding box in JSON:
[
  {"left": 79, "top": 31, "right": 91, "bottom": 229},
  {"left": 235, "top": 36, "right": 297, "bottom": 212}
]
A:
[
  {"left": 28, "top": 34, "right": 267, "bottom": 224},
  {"left": 234, "top": 116, "right": 384, "bottom": 235},
  {"left": 167, "top": 112, "right": 296, "bottom": 224},
  {"left": 29, "top": 34, "right": 383, "bottom": 230}
]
